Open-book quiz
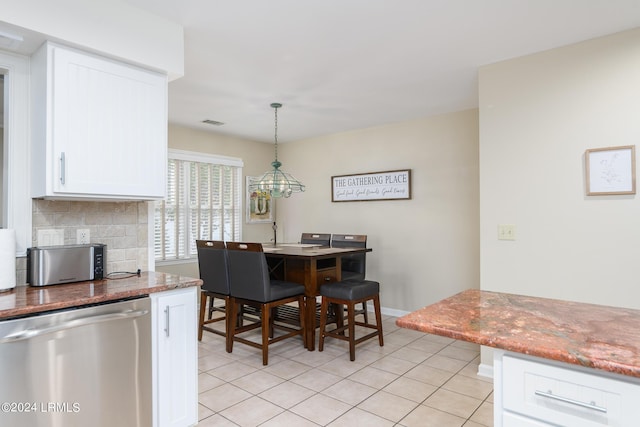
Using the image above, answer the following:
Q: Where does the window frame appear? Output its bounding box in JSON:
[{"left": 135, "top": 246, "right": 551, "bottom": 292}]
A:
[{"left": 154, "top": 149, "right": 243, "bottom": 264}]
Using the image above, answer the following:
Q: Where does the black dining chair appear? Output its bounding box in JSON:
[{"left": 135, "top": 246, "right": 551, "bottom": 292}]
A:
[
  {"left": 196, "top": 240, "right": 232, "bottom": 351},
  {"left": 331, "top": 234, "right": 369, "bottom": 321},
  {"left": 300, "top": 233, "right": 331, "bottom": 246},
  {"left": 226, "top": 242, "right": 306, "bottom": 365}
]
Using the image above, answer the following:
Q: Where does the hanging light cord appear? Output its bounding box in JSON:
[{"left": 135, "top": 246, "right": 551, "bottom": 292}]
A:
[{"left": 273, "top": 103, "right": 279, "bottom": 163}]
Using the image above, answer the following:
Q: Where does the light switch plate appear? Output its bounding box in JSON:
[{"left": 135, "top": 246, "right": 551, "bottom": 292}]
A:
[{"left": 498, "top": 224, "right": 516, "bottom": 241}]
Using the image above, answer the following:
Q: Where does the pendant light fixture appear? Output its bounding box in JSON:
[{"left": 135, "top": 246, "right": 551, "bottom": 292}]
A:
[{"left": 249, "top": 103, "right": 305, "bottom": 198}]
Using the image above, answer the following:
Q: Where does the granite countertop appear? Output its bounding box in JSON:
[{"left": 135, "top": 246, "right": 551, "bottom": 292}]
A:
[
  {"left": 396, "top": 289, "right": 640, "bottom": 378},
  {"left": 0, "top": 271, "right": 202, "bottom": 320}
]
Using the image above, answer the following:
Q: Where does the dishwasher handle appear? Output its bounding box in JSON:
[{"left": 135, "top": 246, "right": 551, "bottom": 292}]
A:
[{"left": 0, "top": 309, "right": 150, "bottom": 343}]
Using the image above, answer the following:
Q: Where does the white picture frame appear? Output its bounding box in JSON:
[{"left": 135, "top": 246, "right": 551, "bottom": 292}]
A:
[{"left": 585, "top": 145, "right": 636, "bottom": 196}]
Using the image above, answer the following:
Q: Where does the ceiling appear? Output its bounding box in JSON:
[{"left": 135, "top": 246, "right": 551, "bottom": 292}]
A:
[{"left": 6, "top": 1, "right": 640, "bottom": 143}]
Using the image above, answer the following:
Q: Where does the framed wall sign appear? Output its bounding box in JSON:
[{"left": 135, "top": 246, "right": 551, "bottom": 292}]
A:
[
  {"left": 585, "top": 145, "right": 636, "bottom": 196},
  {"left": 332, "top": 169, "right": 412, "bottom": 202},
  {"left": 246, "top": 176, "right": 273, "bottom": 223}
]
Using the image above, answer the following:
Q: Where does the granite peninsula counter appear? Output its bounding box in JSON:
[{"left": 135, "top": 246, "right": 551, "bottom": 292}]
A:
[{"left": 397, "top": 289, "right": 640, "bottom": 426}]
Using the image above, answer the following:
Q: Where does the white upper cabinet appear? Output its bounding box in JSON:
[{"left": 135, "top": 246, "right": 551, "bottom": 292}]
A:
[{"left": 31, "top": 42, "right": 167, "bottom": 200}]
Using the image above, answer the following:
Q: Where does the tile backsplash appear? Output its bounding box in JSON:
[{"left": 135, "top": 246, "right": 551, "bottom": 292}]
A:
[{"left": 15, "top": 200, "right": 151, "bottom": 286}]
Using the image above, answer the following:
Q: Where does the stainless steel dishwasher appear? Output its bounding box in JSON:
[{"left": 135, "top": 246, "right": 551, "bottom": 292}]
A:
[{"left": 0, "top": 296, "right": 152, "bottom": 427}]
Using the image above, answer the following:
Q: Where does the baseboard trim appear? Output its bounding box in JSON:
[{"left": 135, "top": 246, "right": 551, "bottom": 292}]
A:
[
  {"left": 477, "top": 363, "right": 494, "bottom": 380},
  {"left": 381, "top": 306, "right": 410, "bottom": 318},
  {"left": 364, "top": 303, "right": 410, "bottom": 318}
]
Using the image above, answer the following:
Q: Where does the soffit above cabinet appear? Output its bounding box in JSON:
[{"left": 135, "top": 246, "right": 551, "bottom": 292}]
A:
[{"left": 0, "top": 1, "right": 183, "bottom": 79}]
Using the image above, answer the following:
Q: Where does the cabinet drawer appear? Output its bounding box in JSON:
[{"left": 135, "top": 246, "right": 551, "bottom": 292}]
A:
[
  {"left": 317, "top": 268, "right": 338, "bottom": 284},
  {"left": 503, "top": 354, "right": 640, "bottom": 427}
]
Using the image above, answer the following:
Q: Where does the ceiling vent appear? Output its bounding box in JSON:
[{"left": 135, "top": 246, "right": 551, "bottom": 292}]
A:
[{"left": 202, "top": 119, "right": 224, "bottom": 126}]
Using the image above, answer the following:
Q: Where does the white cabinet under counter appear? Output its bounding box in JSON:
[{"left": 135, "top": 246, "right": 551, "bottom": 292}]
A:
[
  {"left": 31, "top": 41, "right": 168, "bottom": 201},
  {"left": 151, "top": 286, "right": 198, "bottom": 427},
  {"left": 495, "top": 350, "right": 640, "bottom": 427}
]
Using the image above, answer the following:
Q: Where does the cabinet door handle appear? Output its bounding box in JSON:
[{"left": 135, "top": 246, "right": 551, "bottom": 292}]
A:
[
  {"left": 164, "top": 305, "right": 170, "bottom": 337},
  {"left": 534, "top": 390, "right": 607, "bottom": 413},
  {"left": 60, "top": 152, "right": 66, "bottom": 185}
]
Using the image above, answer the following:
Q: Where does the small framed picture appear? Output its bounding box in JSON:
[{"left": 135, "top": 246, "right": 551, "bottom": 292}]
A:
[
  {"left": 246, "top": 176, "right": 273, "bottom": 223},
  {"left": 585, "top": 145, "right": 636, "bottom": 196}
]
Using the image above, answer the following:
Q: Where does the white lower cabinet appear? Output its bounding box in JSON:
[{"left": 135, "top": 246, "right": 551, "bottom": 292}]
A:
[
  {"left": 494, "top": 350, "right": 640, "bottom": 427},
  {"left": 152, "top": 287, "right": 198, "bottom": 427}
]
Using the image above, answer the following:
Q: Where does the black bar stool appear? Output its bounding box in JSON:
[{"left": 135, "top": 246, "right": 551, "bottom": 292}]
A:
[
  {"left": 318, "top": 279, "right": 383, "bottom": 361},
  {"left": 226, "top": 242, "right": 306, "bottom": 365},
  {"left": 196, "top": 240, "right": 231, "bottom": 350}
]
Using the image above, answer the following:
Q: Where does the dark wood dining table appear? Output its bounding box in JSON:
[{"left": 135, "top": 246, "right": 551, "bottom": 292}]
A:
[{"left": 262, "top": 243, "right": 372, "bottom": 350}]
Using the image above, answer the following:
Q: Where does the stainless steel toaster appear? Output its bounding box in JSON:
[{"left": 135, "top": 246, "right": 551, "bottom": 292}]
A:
[{"left": 27, "top": 244, "right": 106, "bottom": 286}]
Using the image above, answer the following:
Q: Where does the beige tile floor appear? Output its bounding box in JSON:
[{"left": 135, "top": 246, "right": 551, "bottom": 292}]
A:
[{"left": 197, "top": 314, "right": 494, "bottom": 426}]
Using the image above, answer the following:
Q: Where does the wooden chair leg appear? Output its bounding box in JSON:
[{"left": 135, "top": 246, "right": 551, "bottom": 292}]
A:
[
  {"left": 373, "top": 295, "right": 384, "bottom": 347},
  {"left": 198, "top": 291, "right": 207, "bottom": 341},
  {"left": 227, "top": 298, "right": 237, "bottom": 353},
  {"left": 361, "top": 302, "right": 369, "bottom": 323},
  {"left": 268, "top": 307, "right": 276, "bottom": 339},
  {"left": 223, "top": 296, "right": 231, "bottom": 353},
  {"left": 298, "top": 295, "right": 307, "bottom": 349},
  {"left": 335, "top": 303, "right": 344, "bottom": 332},
  {"left": 318, "top": 297, "right": 329, "bottom": 352},
  {"left": 347, "top": 302, "right": 356, "bottom": 361},
  {"left": 207, "top": 295, "right": 215, "bottom": 319},
  {"left": 238, "top": 304, "right": 244, "bottom": 327},
  {"left": 261, "top": 303, "right": 270, "bottom": 366}
]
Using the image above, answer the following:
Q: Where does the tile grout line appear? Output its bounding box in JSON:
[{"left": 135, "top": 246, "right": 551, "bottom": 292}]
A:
[{"left": 197, "top": 316, "right": 493, "bottom": 426}]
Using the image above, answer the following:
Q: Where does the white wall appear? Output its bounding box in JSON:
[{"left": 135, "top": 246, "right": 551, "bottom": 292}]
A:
[
  {"left": 479, "top": 28, "right": 640, "bottom": 365},
  {"left": 278, "top": 109, "right": 479, "bottom": 313}
]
